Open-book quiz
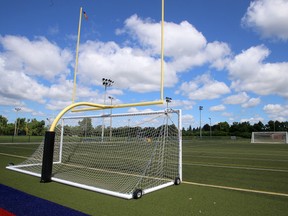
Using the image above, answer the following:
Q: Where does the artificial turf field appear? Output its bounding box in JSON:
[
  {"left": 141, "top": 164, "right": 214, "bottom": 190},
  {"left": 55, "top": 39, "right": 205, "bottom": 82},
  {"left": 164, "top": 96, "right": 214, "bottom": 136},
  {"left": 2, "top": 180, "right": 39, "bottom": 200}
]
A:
[{"left": 0, "top": 138, "right": 288, "bottom": 216}]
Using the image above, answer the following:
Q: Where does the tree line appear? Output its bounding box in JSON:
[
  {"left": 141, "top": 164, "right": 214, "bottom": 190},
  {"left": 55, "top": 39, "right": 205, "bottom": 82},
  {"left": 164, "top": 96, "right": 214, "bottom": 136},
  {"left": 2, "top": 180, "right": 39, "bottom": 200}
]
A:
[
  {"left": 183, "top": 120, "right": 288, "bottom": 138},
  {"left": 0, "top": 115, "right": 45, "bottom": 136},
  {"left": 1, "top": 114, "right": 287, "bottom": 138}
]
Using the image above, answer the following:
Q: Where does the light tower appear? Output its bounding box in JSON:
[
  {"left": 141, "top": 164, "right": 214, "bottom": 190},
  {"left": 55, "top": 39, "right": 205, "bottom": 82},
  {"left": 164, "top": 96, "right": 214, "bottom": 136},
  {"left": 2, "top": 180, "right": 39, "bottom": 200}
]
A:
[
  {"left": 101, "top": 78, "right": 114, "bottom": 141},
  {"left": 14, "top": 107, "right": 21, "bottom": 136},
  {"left": 199, "top": 106, "right": 203, "bottom": 139},
  {"left": 108, "top": 96, "right": 114, "bottom": 140}
]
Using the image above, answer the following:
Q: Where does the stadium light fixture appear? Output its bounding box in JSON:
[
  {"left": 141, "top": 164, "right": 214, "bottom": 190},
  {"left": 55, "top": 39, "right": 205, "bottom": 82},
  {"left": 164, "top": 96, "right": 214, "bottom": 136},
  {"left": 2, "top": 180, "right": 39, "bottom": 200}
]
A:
[{"left": 165, "top": 97, "right": 172, "bottom": 109}]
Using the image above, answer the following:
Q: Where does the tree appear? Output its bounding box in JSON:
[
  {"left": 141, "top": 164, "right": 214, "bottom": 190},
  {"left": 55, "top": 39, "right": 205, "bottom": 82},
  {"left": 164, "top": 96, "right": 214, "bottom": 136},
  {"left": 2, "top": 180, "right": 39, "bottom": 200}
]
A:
[
  {"left": 252, "top": 121, "right": 265, "bottom": 132},
  {"left": 203, "top": 124, "right": 210, "bottom": 131},
  {"left": 266, "top": 120, "right": 276, "bottom": 131},
  {"left": 217, "top": 122, "right": 230, "bottom": 132},
  {"left": 28, "top": 119, "right": 45, "bottom": 136},
  {"left": 0, "top": 115, "right": 8, "bottom": 135},
  {"left": 78, "top": 117, "right": 93, "bottom": 136}
]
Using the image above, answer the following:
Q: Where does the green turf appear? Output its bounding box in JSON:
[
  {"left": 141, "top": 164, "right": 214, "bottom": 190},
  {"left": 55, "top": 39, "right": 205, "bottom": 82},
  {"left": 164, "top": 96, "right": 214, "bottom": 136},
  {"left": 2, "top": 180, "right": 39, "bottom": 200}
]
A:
[
  {"left": 0, "top": 135, "right": 44, "bottom": 143},
  {"left": 1, "top": 138, "right": 288, "bottom": 216}
]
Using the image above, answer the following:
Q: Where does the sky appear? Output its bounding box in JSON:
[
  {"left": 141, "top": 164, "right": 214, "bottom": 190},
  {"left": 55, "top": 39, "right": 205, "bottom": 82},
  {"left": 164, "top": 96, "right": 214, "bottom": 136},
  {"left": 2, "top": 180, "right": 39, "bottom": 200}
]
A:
[{"left": 1, "top": 0, "right": 288, "bottom": 129}]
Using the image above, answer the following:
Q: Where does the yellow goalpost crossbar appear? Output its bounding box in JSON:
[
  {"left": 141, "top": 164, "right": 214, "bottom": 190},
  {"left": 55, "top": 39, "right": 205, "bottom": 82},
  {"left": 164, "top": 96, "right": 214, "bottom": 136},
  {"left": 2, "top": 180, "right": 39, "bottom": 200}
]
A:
[{"left": 49, "top": 100, "right": 163, "bottom": 132}]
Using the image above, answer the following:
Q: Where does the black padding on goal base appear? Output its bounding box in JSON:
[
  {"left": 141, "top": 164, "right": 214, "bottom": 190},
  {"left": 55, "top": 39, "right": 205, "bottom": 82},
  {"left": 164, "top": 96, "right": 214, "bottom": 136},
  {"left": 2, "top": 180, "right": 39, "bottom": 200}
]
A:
[{"left": 40, "top": 131, "right": 55, "bottom": 183}]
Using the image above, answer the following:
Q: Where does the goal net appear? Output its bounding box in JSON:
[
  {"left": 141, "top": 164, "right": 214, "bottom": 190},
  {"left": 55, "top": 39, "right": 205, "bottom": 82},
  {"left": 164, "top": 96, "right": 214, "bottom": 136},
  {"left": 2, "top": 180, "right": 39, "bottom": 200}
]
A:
[
  {"left": 251, "top": 132, "right": 288, "bottom": 144},
  {"left": 7, "top": 109, "right": 182, "bottom": 199}
]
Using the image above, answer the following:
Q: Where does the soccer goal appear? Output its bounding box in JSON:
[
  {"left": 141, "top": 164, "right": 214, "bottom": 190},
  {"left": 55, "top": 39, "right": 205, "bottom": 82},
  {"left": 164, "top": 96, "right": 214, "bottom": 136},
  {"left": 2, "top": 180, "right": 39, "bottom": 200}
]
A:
[
  {"left": 251, "top": 132, "right": 288, "bottom": 144},
  {"left": 7, "top": 109, "right": 182, "bottom": 199}
]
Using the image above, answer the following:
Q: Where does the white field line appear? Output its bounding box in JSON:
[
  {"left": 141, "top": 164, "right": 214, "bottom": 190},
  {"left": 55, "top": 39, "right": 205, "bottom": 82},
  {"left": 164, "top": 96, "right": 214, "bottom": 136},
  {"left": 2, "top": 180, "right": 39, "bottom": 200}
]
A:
[
  {"left": 0, "top": 152, "right": 28, "bottom": 159},
  {"left": 183, "top": 162, "right": 288, "bottom": 173},
  {"left": 183, "top": 181, "right": 288, "bottom": 198},
  {"left": 0, "top": 142, "right": 40, "bottom": 145},
  {"left": 185, "top": 154, "right": 288, "bottom": 162},
  {"left": 187, "top": 150, "right": 287, "bottom": 158}
]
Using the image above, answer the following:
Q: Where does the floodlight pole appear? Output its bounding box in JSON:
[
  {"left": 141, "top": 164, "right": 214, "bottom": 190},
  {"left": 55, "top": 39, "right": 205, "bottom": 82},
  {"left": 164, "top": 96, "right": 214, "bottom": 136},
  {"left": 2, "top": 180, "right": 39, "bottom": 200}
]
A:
[
  {"left": 101, "top": 78, "right": 114, "bottom": 142},
  {"left": 199, "top": 106, "right": 203, "bottom": 139},
  {"left": 209, "top": 117, "right": 212, "bottom": 138},
  {"left": 14, "top": 107, "right": 21, "bottom": 136},
  {"left": 108, "top": 96, "right": 114, "bottom": 141}
]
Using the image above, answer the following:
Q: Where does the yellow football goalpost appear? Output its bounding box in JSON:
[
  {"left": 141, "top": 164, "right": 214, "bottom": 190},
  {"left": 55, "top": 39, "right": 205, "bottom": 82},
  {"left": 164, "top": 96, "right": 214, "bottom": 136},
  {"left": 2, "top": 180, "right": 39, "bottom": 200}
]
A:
[
  {"left": 64, "top": 0, "right": 164, "bottom": 119},
  {"left": 49, "top": 0, "right": 165, "bottom": 131},
  {"left": 43, "top": 0, "right": 180, "bottom": 198},
  {"left": 7, "top": 1, "right": 183, "bottom": 199}
]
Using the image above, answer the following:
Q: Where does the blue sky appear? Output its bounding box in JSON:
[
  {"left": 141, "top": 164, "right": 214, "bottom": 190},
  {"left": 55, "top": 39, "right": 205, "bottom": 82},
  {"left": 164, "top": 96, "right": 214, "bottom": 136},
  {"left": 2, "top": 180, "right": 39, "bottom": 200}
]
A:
[{"left": 1, "top": 0, "right": 288, "bottom": 128}]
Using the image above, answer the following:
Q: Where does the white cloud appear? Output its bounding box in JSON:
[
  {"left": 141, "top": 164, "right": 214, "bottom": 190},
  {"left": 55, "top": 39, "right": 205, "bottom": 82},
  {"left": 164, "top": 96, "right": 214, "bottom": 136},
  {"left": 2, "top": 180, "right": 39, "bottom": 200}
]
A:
[
  {"left": 45, "top": 100, "right": 72, "bottom": 111},
  {"left": 0, "top": 59, "right": 48, "bottom": 104},
  {"left": 48, "top": 79, "right": 74, "bottom": 101},
  {"left": 182, "top": 114, "right": 195, "bottom": 128},
  {"left": 80, "top": 12, "right": 231, "bottom": 97},
  {"left": 222, "top": 112, "right": 233, "bottom": 117},
  {"left": 228, "top": 45, "right": 288, "bottom": 98},
  {"left": 223, "top": 92, "right": 249, "bottom": 105},
  {"left": 157, "top": 99, "right": 194, "bottom": 110},
  {"left": 117, "top": 15, "right": 231, "bottom": 81},
  {"left": 242, "top": 0, "right": 288, "bottom": 40},
  {"left": 210, "top": 104, "right": 226, "bottom": 111},
  {"left": 240, "top": 117, "right": 264, "bottom": 124},
  {"left": 78, "top": 40, "right": 174, "bottom": 93},
  {"left": 178, "top": 74, "right": 230, "bottom": 100},
  {"left": 263, "top": 104, "right": 288, "bottom": 121},
  {"left": 242, "top": 97, "right": 261, "bottom": 108},
  {"left": 127, "top": 107, "right": 154, "bottom": 113},
  {"left": 119, "top": 15, "right": 207, "bottom": 57},
  {"left": 0, "top": 35, "right": 72, "bottom": 79},
  {"left": 0, "top": 95, "right": 23, "bottom": 106}
]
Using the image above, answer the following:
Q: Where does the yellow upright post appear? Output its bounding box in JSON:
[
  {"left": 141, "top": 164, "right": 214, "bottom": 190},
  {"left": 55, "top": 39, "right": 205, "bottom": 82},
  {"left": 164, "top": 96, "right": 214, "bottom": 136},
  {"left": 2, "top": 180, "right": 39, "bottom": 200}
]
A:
[
  {"left": 160, "top": 0, "right": 165, "bottom": 101},
  {"left": 72, "top": 7, "right": 83, "bottom": 104}
]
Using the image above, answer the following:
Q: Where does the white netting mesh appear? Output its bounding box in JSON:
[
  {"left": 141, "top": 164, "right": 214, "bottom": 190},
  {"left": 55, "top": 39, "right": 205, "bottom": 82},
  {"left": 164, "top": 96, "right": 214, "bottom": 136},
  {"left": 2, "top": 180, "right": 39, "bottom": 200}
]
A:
[{"left": 8, "top": 109, "right": 181, "bottom": 198}]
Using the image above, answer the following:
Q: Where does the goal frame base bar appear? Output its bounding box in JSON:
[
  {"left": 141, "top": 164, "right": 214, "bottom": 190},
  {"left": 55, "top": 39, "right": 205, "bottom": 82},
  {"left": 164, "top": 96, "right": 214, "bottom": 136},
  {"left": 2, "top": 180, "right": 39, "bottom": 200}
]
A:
[
  {"left": 51, "top": 178, "right": 175, "bottom": 199},
  {"left": 6, "top": 165, "right": 175, "bottom": 199},
  {"left": 6, "top": 166, "right": 42, "bottom": 178}
]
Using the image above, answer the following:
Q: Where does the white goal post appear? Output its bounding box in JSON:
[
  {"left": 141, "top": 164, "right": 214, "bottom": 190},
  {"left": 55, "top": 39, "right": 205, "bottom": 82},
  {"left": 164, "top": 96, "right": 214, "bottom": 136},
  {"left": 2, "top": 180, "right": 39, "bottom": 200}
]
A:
[
  {"left": 7, "top": 109, "right": 182, "bottom": 199},
  {"left": 251, "top": 132, "right": 288, "bottom": 144}
]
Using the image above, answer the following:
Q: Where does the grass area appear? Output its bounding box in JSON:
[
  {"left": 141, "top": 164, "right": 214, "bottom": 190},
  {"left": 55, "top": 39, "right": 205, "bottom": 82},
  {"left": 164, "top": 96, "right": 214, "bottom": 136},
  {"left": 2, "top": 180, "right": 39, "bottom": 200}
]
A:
[
  {"left": 0, "top": 135, "right": 44, "bottom": 143},
  {"left": 1, "top": 138, "right": 288, "bottom": 216}
]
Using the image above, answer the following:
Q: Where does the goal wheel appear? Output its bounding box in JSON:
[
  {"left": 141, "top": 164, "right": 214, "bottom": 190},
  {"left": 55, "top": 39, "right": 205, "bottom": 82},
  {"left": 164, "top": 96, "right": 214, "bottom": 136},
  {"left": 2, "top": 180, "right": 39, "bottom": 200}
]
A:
[
  {"left": 133, "top": 189, "right": 143, "bottom": 199},
  {"left": 174, "top": 177, "right": 181, "bottom": 185}
]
